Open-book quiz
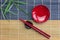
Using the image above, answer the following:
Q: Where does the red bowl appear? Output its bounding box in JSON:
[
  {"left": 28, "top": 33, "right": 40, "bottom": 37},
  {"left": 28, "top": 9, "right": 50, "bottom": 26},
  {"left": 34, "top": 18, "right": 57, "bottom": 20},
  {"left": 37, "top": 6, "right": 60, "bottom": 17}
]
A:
[{"left": 32, "top": 5, "right": 50, "bottom": 23}]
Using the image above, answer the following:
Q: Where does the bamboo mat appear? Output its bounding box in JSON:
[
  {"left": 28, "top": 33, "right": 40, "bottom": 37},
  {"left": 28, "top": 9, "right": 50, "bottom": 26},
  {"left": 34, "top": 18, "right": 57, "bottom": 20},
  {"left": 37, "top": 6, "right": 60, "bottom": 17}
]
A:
[{"left": 0, "top": 20, "right": 60, "bottom": 40}]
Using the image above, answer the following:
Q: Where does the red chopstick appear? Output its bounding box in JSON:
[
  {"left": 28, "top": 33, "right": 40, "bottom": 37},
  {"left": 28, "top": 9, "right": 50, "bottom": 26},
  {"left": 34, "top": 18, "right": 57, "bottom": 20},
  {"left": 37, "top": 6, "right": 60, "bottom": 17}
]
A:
[{"left": 19, "top": 19, "right": 51, "bottom": 39}]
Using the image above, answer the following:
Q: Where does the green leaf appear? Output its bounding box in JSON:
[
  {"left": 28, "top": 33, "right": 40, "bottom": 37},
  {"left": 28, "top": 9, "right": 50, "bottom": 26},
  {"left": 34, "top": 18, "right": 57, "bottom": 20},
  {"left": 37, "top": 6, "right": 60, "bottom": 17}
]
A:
[
  {"left": 2, "top": 0, "right": 7, "bottom": 7},
  {"left": 1, "top": 0, "right": 28, "bottom": 19},
  {"left": 8, "top": 11, "right": 17, "bottom": 15},
  {"left": 9, "top": 4, "right": 13, "bottom": 11},
  {"left": 0, "top": 7, "right": 6, "bottom": 19},
  {"left": 15, "top": 4, "right": 30, "bottom": 16},
  {"left": 4, "top": 0, "right": 14, "bottom": 15},
  {"left": 14, "top": 1, "right": 27, "bottom": 5},
  {"left": 1, "top": 7, "right": 17, "bottom": 15}
]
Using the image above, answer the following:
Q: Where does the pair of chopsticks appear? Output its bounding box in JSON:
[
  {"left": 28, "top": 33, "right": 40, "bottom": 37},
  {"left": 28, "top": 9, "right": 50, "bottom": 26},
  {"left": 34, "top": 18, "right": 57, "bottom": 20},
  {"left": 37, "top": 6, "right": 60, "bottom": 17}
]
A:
[{"left": 19, "top": 19, "right": 51, "bottom": 39}]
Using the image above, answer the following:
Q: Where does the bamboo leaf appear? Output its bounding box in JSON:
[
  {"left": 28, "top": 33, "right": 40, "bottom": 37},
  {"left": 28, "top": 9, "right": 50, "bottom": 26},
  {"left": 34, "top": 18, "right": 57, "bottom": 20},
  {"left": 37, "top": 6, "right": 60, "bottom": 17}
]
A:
[
  {"left": 1, "top": 0, "right": 28, "bottom": 19},
  {"left": 2, "top": 0, "right": 7, "bottom": 7},
  {"left": 14, "top": 1, "right": 27, "bottom": 5},
  {"left": 0, "top": 7, "right": 6, "bottom": 19},
  {"left": 0, "top": 7, "right": 17, "bottom": 15},
  {"left": 8, "top": 11, "right": 17, "bottom": 15},
  {"left": 4, "top": 0, "right": 14, "bottom": 15},
  {"left": 15, "top": 4, "right": 29, "bottom": 16},
  {"left": 9, "top": 4, "right": 13, "bottom": 11}
]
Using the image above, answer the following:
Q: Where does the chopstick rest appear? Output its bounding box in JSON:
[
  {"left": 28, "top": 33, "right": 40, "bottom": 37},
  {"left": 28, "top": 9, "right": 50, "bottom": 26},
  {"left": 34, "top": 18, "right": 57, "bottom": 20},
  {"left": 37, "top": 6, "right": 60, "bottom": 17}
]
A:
[
  {"left": 25, "top": 21, "right": 33, "bottom": 29},
  {"left": 19, "top": 19, "right": 51, "bottom": 39}
]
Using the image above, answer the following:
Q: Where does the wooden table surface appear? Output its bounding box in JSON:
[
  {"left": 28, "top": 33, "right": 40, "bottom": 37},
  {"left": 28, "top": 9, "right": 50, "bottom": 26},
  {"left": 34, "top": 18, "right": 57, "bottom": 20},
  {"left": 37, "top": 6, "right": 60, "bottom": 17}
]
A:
[{"left": 0, "top": 20, "right": 60, "bottom": 40}]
